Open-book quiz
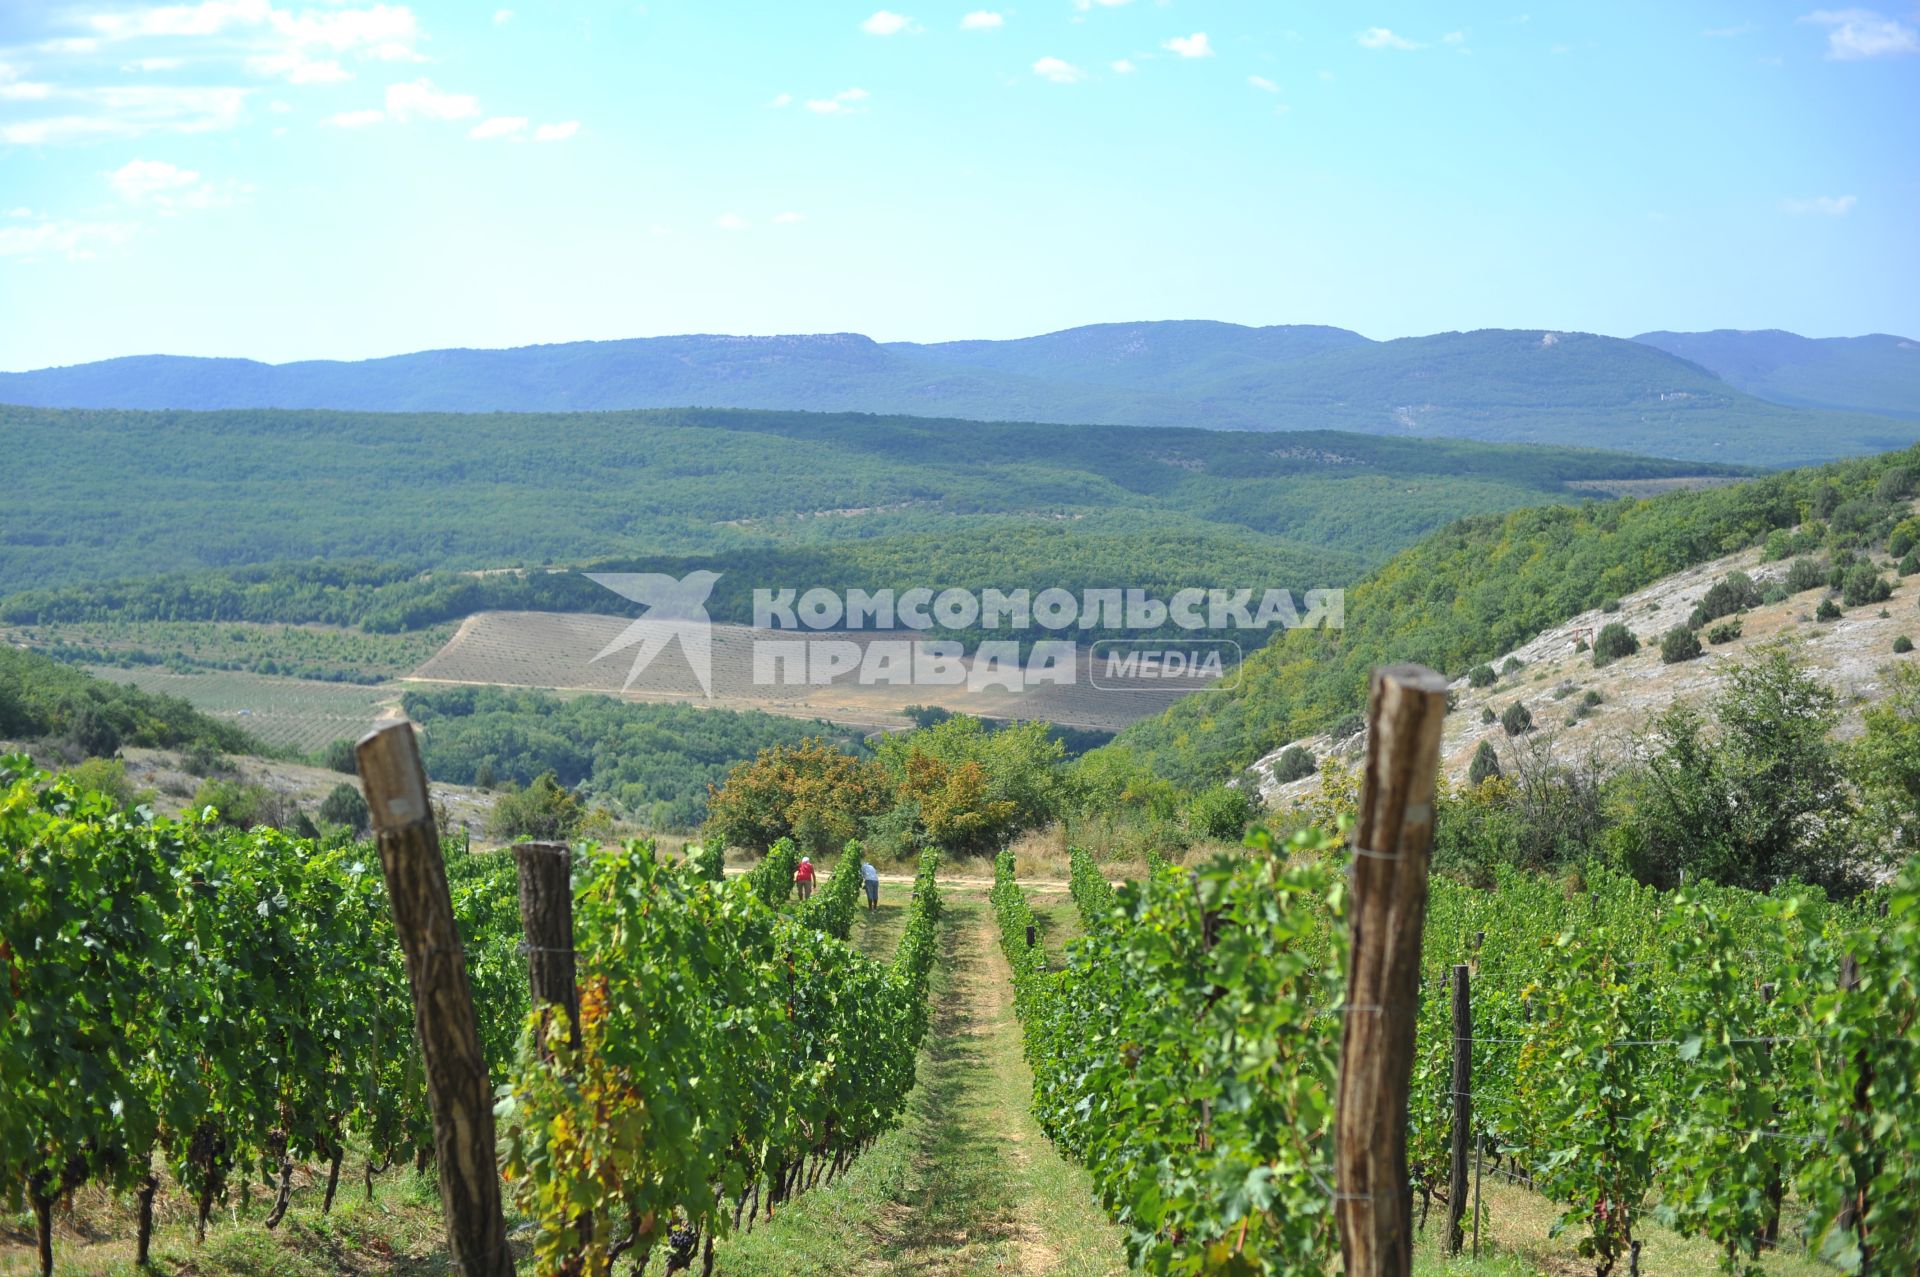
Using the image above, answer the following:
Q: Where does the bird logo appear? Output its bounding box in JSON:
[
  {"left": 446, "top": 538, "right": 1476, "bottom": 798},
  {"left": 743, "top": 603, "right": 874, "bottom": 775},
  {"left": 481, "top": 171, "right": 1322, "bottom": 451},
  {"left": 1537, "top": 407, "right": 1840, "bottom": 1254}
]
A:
[{"left": 585, "top": 570, "right": 722, "bottom": 697}]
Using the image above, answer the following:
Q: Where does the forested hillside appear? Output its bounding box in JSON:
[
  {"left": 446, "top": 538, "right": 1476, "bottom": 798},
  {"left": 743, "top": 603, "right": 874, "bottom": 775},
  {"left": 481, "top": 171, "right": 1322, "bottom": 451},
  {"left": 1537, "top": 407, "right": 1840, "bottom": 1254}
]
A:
[
  {"left": 1109, "top": 442, "right": 1920, "bottom": 787},
  {"left": 1636, "top": 328, "right": 1920, "bottom": 419},
  {"left": 0, "top": 404, "right": 1733, "bottom": 601},
  {"left": 5, "top": 323, "right": 1911, "bottom": 464}
]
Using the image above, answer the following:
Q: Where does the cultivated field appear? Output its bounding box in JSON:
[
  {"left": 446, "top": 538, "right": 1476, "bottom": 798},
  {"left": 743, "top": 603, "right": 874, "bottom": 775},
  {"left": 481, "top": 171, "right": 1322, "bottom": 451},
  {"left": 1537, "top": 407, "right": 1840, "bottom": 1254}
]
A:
[
  {"left": 407, "top": 610, "right": 1212, "bottom": 732},
  {"left": 84, "top": 666, "right": 404, "bottom": 753}
]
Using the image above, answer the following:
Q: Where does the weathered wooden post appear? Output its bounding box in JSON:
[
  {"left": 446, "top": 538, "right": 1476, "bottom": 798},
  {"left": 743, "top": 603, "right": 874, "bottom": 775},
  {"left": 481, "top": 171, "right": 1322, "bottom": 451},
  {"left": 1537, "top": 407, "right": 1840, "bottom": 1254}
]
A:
[
  {"left": 1446, "top": 963, "right": 1471, "bottom": 1256},
  {"left": 514, "top": 841, "right": 581, "bottom": 1052},
  {"left": 1335, "top": 664, "right": 1449, "bottom": 1277},
  {"left": 358, "top": 722, "right": 514, "bottom": 1277}
]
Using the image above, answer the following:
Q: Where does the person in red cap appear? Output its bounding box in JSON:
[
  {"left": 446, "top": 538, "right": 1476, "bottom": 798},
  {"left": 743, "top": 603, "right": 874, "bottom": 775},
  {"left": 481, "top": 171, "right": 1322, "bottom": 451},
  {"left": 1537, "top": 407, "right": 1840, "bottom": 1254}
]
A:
[{"left": 794, "top": 855, "right": 815, "bottom": 901}]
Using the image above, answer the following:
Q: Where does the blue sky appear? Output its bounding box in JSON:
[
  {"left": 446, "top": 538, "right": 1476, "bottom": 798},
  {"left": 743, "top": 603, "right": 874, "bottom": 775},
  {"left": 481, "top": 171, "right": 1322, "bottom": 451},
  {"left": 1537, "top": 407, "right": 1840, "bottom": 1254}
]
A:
[{"left": 0, "top": 1, "right": 1916, "bottom": 370}]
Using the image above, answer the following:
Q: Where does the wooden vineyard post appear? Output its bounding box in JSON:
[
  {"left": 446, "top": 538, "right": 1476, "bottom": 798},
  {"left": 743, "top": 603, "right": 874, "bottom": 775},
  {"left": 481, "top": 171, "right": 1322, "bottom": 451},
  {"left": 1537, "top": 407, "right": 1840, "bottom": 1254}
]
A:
[
  {"left": 1446, "top": 963, "right": 1471, "bottom": 1256},
  {"left": 1335, "top": 664, "right": 1449, "bottom": 1277},
  {"left": 358, "top": 722, "right": 514, "bottom": 1277},
  {"left": 514, "top": 841, "right": 581, "bottom": 1052}
]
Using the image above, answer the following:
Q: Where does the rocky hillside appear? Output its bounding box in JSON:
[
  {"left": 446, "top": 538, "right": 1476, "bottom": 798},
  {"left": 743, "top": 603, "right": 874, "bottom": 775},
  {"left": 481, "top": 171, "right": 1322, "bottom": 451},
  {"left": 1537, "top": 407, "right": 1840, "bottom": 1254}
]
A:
[{"left": 1252, "top": 519, "right": 1919, "bottom": 803}]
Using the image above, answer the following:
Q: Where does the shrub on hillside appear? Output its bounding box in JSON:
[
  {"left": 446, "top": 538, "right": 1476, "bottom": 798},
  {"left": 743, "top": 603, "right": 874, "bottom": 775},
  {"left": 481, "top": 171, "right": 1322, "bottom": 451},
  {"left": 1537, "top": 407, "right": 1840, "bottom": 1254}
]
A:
[
  {"left": 320, "top": 738, "right": 357, "bottom": 774},
  {"left": 1480, "top": 706, "right": 1496, "bottom": 724},
  {"left": 1501, "top": 702, "right": 1534, "bottom": 737},
  {"left": 1841, "top": 565, "right": 1892, "bottom": 608},
  {"left": 1468, "top": 739, "right": 1501, "bottom": 786},
  {"left": 1706, "top": 619, "right": 1743, "bottom": 645},
  {"left": 1188, "top": 784, "right": 1256, "bottom": 841},
  {"left": 193, "top": 776, "right": 292, "bottom": 830},
  {"left": 1816, "top": 597, "right": 1842, "bottom": 622},
  {"left": 319, "top": 780, "right": 370, "bottom": 833},
  {"left": 1876, "top": 466, "right": 1915, "bottom": 502},
  {"left": 1784, "top": 557, "right": 1827, "bottom": 593},
  {"left": 489, "top": 771, "right": 589, "bottom": 843},
  {"left": 1468, "top": 664, "right": 1496, "bottom": 688},
  {"left": 1661, "top": 626, "right": 1704, "bottom": 664},
  {"left": 1592, "top": 622, "right": 1640, "bottom": 668},
  {"left": 1897, "top": 636, "right": 1915, "bottom": 654},
  {"left": 1761, "top": 584, "right": 1789, "bottom": 605},
  {"left": 1501, "top": 657, "right": 1524, "bottom": 675},
  {"left": 1902, "top": 552, "right": 1920, "bottom": 577},
  {"left": 1270, "top": 744, "right": 1317, "bottom": 784}
]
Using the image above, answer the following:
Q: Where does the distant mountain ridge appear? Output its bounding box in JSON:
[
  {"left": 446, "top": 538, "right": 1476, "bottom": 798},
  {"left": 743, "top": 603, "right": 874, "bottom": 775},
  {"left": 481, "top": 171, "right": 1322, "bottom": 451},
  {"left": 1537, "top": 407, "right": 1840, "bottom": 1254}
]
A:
[
  {"left": 1632, "top": 328, "right": 1920, "bottom": 420},
  {"left": 4, "top": 321, "right": 1916, "bottom": 467}
]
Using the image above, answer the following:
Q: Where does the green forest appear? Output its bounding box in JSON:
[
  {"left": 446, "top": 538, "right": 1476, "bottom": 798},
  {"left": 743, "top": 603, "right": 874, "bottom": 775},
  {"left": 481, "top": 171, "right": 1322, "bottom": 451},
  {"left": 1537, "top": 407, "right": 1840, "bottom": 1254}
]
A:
[{"left": 0, "top": 404, "right": 1739, "bottom": 601}]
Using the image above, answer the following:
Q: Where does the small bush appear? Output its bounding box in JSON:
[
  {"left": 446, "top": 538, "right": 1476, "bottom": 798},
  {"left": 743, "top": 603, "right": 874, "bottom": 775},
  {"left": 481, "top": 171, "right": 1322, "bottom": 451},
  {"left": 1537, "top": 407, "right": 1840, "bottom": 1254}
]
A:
[
  {"left": 319, "top": 781, "right": 370, "bottom": 833},
  {"left": 1501, "top": 702, "right": 1534, "bottom": 737},
  {"left": 1877, "top": 466, "right": 1915, "bottom": 502},
  {"left": 1891, "top": 527, "right": 1917, "bottom": 559},
  {"left": 1479, "top": 706, "right": 1495, "bottom": 724},
  {"left": 1582, "top": 689, "right": 1603, "bottom": 708},
  {"left": 1552, "top": 682, "right": 1576, "bottom": 701},
  {"left": 1784, "top": 557, "right": 1827, "bottom": 593},
  {"left": 1270, "top": 744, "right": 1317, "bottom": 784},
  {"left": 320, "top": 738, "right": 358, "bottom": 774},
  {"left": 1327, "top": 713, "right": 1364, "bottom": 742},
  {"left": 1592, "top": 622, "right": 1639, "bottom": 667},
  {"left": 1501, "top": 657, "right": 1524, "bottom": 675},
  {"left": 1902, "top": 552, "right": 1920, "bottom": 577},
  {"left": 1188, "top": 784, "right": 1256, "bottom": 840},
  {"left": 1841, "top": 564, "right": 1893, "bottom": 608},
  {"left": 1468, "top": 664, "right": 1496, "bottom": 688},
  {"left": 1660, "top": 626, "right": 1704, "bottom": 664},
  {"left": 1816, "top": 597, "right": 1842, "bottom": 622},
  {"left": 1468, "top": 740, "right": 1501, "bottom": 785},
  {"left": 1601, "top": 598, "right": 1621, "bottom": 613},
  {"left": 1896, "top": 636, "right": 1915, "bottom": 654},
  {"left": 1706, "top": 619, "right": 1743, "bottom": 645},
  {"left": 1761, "top": 584, "right": 1789, "bottom": 605}
]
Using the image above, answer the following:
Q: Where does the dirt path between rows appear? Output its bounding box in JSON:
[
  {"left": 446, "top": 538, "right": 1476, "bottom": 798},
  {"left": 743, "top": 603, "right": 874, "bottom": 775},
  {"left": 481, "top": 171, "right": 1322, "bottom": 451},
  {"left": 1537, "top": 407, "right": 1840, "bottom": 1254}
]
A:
[{"left": 866, "top": 894, "right": 1122, "bottom": 1277}]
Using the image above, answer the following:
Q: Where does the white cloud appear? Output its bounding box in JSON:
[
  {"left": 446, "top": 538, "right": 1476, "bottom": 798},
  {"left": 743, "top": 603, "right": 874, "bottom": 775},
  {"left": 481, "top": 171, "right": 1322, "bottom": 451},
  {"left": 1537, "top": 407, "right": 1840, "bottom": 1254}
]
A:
[
  {"left": 106, "top": 157, "right": 243, "bottom": 212},
  {"left": 0, "top": 219, "right": 136, "bottom": 261},
  {"left": 716, "top": 212, "right": 748, "bottom": 230},
  {"left": 1442, "top": 31, "right": 1467, "bottom": 44},
  {"left": 1783, "top": 194, "right": 1857, "bottom": 215},
  {"left": 88, "top": 1, "right": 424, "bottom": 57},
  {"left": 773, "top": 211, "right": 805, "bottom": 223},
  {"left": 1162, "top": 32, "right": 1213, "bottom": 58},
  {"left": 6, "top": 208, "right": 33, "bottom": 218},
  {"left": 384, "top": 78, "right": 479, "bottom": 122},
  {"left": 247, "top": 51, "right": 352, "bottom": 83},
  {"left": 2, "top": 85, "right": 251, "bottom": 144},
  {"left": 1072, "top": 0, "right": 1130, "bottom": 9},
  {"left": 493, "top": 8, "right": 513, "bottom": 23},
  {"left": 469, "top": 115, "right": 525, "bottom": 139},
  {"left": 325, "top": 107, "right": 383, "bottom": 127},
  {"left": 123, "top": 56, "right": 186, "bottom": 71},
  {"left": 0, "top": 80, "right": 55, "bottom": 101},
  {"left": 1109, "top": 58, "right": 1136, "bottom": 73},
  {"left": 1358, "top": 27, "right": 1422, "bottom": 49},
  {"left": 805, "top": 87, "right": 869, "bottom": 114},
  {"left": 768, "top": 91, "right": 793, "bottom": 108},
  {"left": 1800, "top": 9, "right": 1920, "bottom": 58},
  {"left": 107, "top": 157, "right": 200, "bottom": 202},
  {"left": 1033, "top": 56, "right": 1085, "bottom": 83},
  {"left": 1701, "top": 24, "right": 1755, "bottom": 37},
  {"left": 960, "top": 11, "right": 1003, "bottom": 30},
  {"left": 860, "top": 10, "right": 917, "bottom": 35},
  {"left": 533, "top": 120, "right": 578, "bottom": 142},
  {"left": 1248, "top": 74, "right": 1279, "bottom": 92},
  {"left": 269, "top": 99, "right": 292, "bottom": 112}
]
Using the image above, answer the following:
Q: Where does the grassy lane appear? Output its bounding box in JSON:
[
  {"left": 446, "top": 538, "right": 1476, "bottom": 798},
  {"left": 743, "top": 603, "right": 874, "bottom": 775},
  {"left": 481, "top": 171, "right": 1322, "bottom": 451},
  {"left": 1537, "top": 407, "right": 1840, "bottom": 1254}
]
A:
[{"left": 712, "top": 889, "right": 1126, "bottom": 1277}]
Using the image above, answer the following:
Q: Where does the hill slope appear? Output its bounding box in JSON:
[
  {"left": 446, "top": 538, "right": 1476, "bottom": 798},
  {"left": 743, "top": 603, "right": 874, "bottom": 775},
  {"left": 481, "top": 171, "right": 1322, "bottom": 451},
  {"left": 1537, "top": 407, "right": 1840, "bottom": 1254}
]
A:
[
  {"left": 5, "top": 323, "right": 1912, "bottom": 466},
  {"left": 1105, "top": 442, "right": 1920, "bottom": 788},
  {"left": 0, "top": 404, "right": 1739, "bottom": 601},
  {"left": 1634, "top": 329, "right": 1920, "bottom": 419}
]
